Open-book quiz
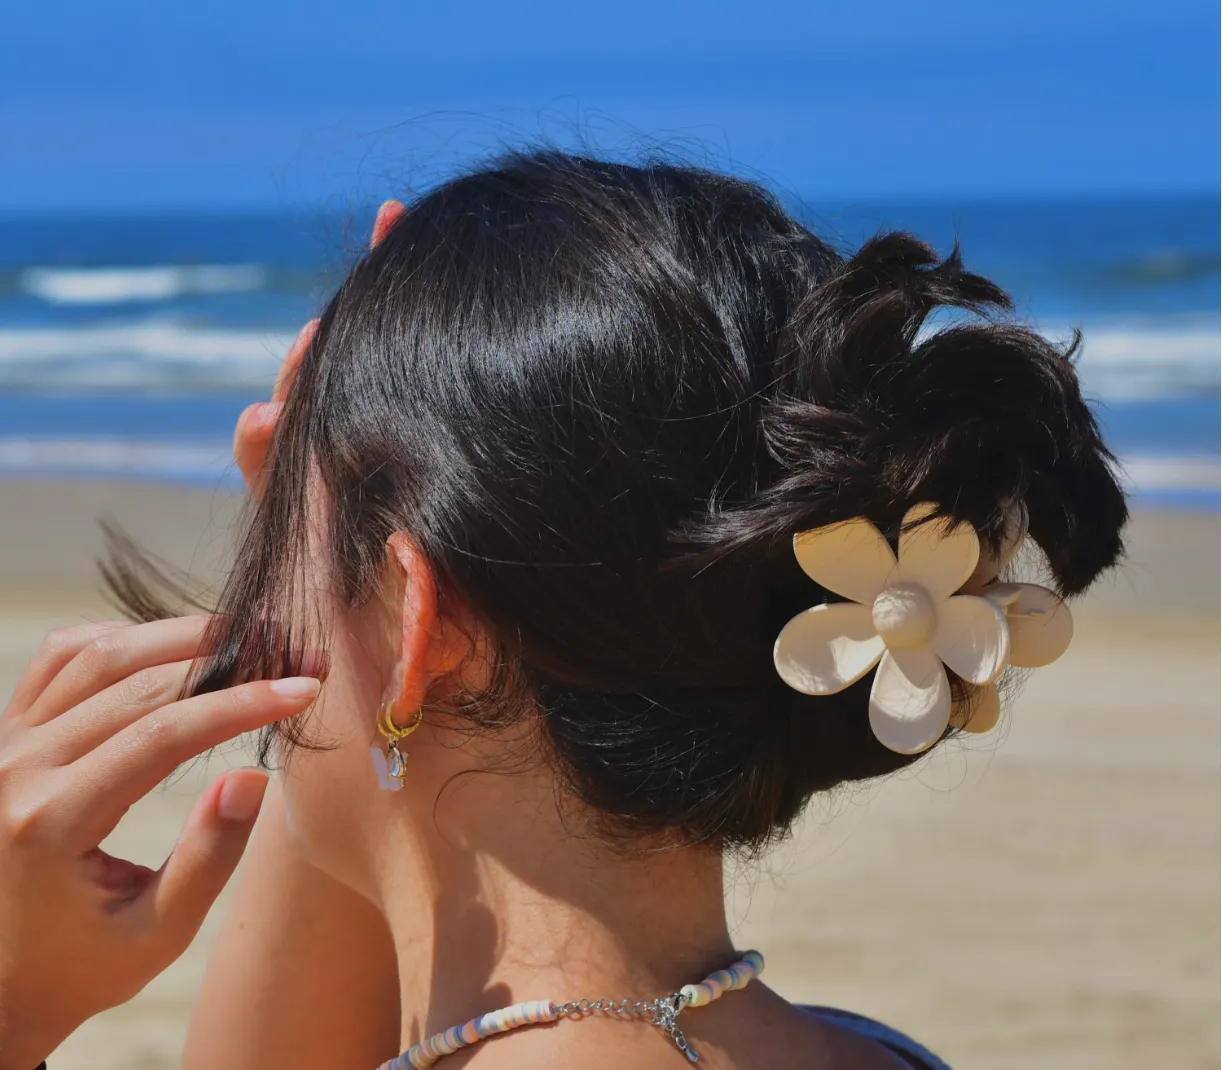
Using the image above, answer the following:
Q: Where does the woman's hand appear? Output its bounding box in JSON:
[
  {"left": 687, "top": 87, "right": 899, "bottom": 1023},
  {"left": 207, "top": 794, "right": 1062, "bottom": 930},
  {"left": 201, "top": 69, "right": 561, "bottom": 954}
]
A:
[
  {"left": 233, "top": 199, "right": 405, "bottom": 497},
  {"left": 0, "top": 617, "right": 320, "bottom": 1069}
]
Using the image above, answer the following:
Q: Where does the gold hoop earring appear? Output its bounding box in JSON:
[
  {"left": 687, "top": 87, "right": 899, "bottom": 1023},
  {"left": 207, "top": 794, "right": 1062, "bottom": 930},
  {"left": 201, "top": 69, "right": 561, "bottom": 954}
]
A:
[{"left": 371, "top": 700, "right": 422, "bottom": 791}]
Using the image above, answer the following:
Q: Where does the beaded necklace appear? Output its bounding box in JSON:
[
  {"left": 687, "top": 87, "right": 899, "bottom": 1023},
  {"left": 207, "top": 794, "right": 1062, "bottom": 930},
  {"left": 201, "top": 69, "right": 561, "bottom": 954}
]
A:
[{"left": 380, "top": 949, "right": 765, "bottom": 1068}]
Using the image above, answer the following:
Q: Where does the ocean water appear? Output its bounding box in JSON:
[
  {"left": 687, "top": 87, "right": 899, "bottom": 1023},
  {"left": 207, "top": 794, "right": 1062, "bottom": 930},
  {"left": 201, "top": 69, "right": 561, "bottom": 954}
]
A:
[{"left": 0, "top": 197, "right": 1216, "bottom": 506}]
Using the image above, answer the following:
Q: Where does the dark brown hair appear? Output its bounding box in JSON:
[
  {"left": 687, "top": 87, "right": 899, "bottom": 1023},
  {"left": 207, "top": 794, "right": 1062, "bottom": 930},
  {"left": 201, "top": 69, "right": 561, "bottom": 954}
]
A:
[{"left": 108, "top": 150, "right": 1128, "bottom": 850}]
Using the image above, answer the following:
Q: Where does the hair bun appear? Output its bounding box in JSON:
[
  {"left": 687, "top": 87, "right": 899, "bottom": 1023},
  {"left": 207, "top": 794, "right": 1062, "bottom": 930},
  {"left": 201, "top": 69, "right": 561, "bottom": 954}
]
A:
[{"left": 682, "top": 231, "right": 1128, "bottom": 598}]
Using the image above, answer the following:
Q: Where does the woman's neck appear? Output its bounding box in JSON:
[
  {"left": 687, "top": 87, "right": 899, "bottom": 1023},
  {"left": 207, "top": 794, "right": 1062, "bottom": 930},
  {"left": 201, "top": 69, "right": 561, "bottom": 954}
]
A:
[{"left": 368, "top": 751, "right": 736, "bottom": 1051}]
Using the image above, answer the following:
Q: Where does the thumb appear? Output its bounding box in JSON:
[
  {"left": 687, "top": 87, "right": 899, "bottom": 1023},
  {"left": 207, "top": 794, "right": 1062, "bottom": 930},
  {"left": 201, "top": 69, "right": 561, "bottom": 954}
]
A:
[{"left": 145, "top": 769, "right": 269, "bottom": 965}]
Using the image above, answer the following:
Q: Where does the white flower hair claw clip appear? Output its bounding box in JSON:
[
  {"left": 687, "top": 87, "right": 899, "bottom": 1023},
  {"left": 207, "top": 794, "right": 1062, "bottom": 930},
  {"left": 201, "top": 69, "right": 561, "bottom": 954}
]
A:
[{"left": 773, "top": 502, "right": 1072, "bottom": 755}]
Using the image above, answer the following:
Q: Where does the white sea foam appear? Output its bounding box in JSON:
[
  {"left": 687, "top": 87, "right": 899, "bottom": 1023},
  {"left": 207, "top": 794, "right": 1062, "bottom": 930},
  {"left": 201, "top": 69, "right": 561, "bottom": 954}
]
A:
[
  {"left": 0, "top": 437, "right": 1212, "bottom": 497},
  {"left": 1118, "top": 454, "right": 1220, "bottom": 494},
  {"left": 0, "top": 437, "right": 240, "bottom": 484},
  {"left": 0, "top": 324, "right": 296, "bottom": 389},
  {"left": 1045, "top": 324, "right": 1220, "bottom": 400},
  {"left": 0, "top": 320, "right": 1215, "bottom": 396},
  {"left": 20, "top": 265, "right": 266, "bottom": 305}
]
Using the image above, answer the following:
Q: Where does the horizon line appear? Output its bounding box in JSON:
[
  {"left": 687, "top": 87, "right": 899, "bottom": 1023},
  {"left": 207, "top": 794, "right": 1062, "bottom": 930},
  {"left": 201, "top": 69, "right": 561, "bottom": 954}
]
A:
[{"left": 1, "top": 187, "right": 1217, "bottom": 222}]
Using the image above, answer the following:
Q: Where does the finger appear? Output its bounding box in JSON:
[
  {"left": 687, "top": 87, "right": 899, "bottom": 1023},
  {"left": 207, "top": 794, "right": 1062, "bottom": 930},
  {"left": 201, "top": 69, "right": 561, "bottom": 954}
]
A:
[
  {"left": 139, "top": 770, "right": 269, "bottom": 970},
  {"left": 25, "top": 617, "right": 210, "bottom": 727},
  {"left": 371, "top": 199, "right": 405, "bottom": 248},
  {"left": 38, "top": 659, "right": 194, "bottom": 763},
  {"left": 63, "top": 677, "right": 319, "bottom": 845},
  {"left": 5, "top": 620, "right": 132, "bottom": 720},
  {"left": 233, "top": 401, "right": 282, "bottom": 490},
  {"left": 47, "top": 644, "right": 320, "bottom": 765},
  {"left": 272, "top": 318, "right": 319, "bottom": 403}
]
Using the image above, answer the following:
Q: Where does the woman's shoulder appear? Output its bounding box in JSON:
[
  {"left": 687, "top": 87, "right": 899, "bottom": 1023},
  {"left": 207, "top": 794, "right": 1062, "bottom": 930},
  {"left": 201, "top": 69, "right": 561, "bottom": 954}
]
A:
[{"left": 797, "top": 1006, "right": 953, "bottom": 1070}]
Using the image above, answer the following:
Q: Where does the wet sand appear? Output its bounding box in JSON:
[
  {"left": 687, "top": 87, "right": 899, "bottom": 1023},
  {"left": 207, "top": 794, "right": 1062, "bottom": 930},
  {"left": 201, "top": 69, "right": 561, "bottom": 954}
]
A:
[{"left": 0, "top": 480, "right": 1216, "bottom": 1070}]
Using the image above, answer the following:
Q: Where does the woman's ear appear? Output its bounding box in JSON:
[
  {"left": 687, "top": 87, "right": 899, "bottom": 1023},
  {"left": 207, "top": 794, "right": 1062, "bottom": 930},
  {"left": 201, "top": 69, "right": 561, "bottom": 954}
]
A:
[{"left": 384, "top": 533, "right": 468, "bottom": 713}]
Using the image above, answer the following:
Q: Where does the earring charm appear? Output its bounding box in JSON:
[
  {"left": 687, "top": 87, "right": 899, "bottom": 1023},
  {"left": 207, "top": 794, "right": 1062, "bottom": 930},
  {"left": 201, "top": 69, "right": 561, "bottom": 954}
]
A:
[{"left": 371, "top": 700, "right": 422, "bottom": 791}]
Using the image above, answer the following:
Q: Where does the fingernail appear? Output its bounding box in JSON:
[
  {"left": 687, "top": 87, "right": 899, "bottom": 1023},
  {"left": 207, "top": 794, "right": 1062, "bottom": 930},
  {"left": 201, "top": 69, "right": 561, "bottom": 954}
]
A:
[
  {"left": 270, "top": 676, "right": 321, "bottom": 700},
  {"left": 218, "top": 773, "right": 268, "bottom": 822}
]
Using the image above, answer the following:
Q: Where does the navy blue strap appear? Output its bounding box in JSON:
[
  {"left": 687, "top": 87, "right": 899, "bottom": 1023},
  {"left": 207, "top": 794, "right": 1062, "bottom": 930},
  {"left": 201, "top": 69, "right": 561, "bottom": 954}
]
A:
[{"left": 800, "top": 1006, "right": 952, "bottom": 1070}]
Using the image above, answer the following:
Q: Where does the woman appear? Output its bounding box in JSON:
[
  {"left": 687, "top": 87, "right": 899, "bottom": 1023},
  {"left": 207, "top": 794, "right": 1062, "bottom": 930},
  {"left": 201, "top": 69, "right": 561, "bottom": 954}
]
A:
[{"left": 0, "top": 152, "right": 1127, "bottom": 1069}]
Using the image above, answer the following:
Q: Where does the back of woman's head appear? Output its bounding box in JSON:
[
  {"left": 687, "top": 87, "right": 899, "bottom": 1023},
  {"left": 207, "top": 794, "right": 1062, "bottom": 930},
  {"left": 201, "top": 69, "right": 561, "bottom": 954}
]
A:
[{"left": 113, "top": 149, "right": 1128, "bottom": 851}]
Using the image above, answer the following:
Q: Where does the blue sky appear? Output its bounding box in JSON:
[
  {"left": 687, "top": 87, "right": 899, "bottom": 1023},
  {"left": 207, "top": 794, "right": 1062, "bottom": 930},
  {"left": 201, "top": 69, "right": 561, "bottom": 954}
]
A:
[{"left": 3, "top": 1, "right": 1217, "bottom": 212}]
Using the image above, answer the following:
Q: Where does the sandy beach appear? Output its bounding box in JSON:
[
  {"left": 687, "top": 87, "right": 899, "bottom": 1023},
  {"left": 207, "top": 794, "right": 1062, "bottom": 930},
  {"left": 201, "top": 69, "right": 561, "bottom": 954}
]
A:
[{"left": 0, "top": 479, "right": 1216, "bottom": 1070}]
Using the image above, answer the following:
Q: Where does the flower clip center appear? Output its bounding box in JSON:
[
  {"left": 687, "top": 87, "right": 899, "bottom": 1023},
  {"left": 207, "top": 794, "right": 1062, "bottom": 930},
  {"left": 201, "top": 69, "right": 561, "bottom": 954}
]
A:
[{"left": 871, "top": 582, "right": 936, "bottom": 649}]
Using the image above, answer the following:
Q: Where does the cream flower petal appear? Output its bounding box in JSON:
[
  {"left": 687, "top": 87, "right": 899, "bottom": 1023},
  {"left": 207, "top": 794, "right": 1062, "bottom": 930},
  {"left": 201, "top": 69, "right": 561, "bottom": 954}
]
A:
[
  {"left": 933, "top": 595, "right": 1010, "bottom": 685},
  {"left": 892, "top": 502, "right": 980, "bottom": 600},
  {"left": 773, "top": 603, "right": 885, "bottom": 695},
  {"left": 960, "top": 683, "right": 1001, "bottom": 733},
  {"left": 868, "top": 646, "right": 951, "bottom": 754},
  {"left": 793, "top": 517, "right": 896, "bottom": 605},
  {"left": 986, "top": 582, "right": 1073, "bottom": 667}
]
